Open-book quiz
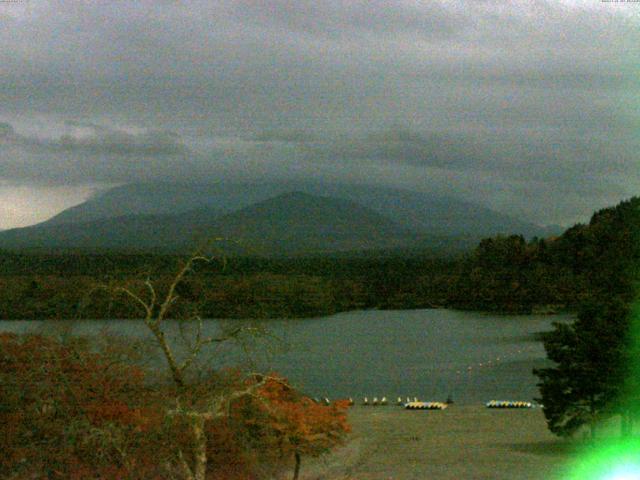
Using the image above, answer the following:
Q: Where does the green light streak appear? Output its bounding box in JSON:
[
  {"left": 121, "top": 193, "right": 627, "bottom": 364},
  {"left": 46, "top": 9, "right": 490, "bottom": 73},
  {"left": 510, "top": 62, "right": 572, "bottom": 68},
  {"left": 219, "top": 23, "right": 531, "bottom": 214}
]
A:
[
  {"left": 563, "top": 438, "right": 640, "bottom": 480},
  {"left": 561, "top": 303, "right": 640, "bottom": 479}
]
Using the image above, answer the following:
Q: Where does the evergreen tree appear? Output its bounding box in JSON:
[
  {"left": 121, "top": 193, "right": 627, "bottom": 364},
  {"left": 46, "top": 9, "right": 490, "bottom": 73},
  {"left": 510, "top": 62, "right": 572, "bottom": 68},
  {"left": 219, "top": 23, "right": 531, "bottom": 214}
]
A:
[
  {"left": 534, "top": 298, "right": 630, "bottom": 437},
  {"left": 534, "top": 197, "right": 640, "bottom": 437}
]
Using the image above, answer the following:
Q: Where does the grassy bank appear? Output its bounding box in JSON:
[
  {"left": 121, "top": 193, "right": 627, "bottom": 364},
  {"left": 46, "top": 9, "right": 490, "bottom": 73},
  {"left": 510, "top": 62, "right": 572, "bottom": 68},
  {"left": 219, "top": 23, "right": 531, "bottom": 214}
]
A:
[{"left": 303, "top": 405, "right": 578, "bottom": 479}]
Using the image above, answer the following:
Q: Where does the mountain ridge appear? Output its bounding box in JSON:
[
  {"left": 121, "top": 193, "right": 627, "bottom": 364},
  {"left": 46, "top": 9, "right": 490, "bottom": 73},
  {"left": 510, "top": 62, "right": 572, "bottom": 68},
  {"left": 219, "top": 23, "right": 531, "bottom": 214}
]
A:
[
  {"left": 40, "top": 181, "right": 559, "bottom": 238},
  {"left": 0, "top": 182, "right": 560, "bottom": 255},
  {"left": 0, "top": 191, "right": 424, "bottom": 255}
]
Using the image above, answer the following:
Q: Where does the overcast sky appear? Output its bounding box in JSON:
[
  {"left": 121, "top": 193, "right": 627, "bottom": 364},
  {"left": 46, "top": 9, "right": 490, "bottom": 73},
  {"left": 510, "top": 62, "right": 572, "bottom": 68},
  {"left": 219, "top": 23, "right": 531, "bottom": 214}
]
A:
[{"left": 0, "top": 0, "right": 638, "bottom": 229}]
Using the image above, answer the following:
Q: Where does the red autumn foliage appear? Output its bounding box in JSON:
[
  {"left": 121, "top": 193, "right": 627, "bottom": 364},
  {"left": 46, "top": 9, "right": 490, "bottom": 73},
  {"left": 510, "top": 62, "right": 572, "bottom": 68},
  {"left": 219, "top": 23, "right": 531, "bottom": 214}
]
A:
[
  {"left": 0, "top": 332, "right": 165, "bottom": 479},
  {"left": 166, "top": 372, "right": 351, "bottom": 479},
  {"left": 225, "top": 375, "right": 351, "bottom": 478},
  {"left": 0, "top": 334, "right": 350, "bottom": 479},
  {"left": 255, "top": 377, "right": 351, "bottom": 457}
]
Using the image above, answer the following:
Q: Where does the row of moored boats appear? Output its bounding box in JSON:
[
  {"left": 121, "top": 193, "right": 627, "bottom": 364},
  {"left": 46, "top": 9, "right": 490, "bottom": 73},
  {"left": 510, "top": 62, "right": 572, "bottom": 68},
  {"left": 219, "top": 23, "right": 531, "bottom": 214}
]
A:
[{"left": 313, "top": 397, "right": 534, "bottom": 409}]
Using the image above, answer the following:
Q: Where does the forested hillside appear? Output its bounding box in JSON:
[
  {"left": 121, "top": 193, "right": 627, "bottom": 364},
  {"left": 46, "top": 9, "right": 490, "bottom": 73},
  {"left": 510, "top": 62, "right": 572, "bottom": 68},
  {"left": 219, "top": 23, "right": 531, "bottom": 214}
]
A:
[{"left": 449, "top": 197, "right": 640, "bottom": 312}]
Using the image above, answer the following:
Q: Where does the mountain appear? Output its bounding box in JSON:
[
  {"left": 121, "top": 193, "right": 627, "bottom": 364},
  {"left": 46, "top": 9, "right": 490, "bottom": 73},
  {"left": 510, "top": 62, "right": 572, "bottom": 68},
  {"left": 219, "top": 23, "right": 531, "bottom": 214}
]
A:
[
  {"left": 0, "top": 192, "right": 425, "bottom": 255},
  {"left": 43, "top": 183, "right": 282, "bottom": 226},
  {"left": 308, "top": 183, "right": 561, "bottom": 238},
  {"left": 0, "top": 210, "right": 218, "bottom": 253},
  {"left": 207, "top": 191, "right": 423, "bottom": 255},
  {"left": 41, "top": 181, "right": 557, "bottom": 238}
]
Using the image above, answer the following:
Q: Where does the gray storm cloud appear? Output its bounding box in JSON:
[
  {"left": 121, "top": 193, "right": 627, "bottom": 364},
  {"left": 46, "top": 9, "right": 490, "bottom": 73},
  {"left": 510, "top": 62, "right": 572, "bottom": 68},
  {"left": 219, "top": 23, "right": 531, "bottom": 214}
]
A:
[{"left": 0, "top": 0, "right": 638, "bottom": 227}]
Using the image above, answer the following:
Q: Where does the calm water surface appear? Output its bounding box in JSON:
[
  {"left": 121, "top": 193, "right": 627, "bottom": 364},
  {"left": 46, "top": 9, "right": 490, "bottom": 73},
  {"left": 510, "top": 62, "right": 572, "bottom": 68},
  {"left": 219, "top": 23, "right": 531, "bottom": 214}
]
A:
[{"left": 0, "top": 309, "right": 571, "bottom": 404}]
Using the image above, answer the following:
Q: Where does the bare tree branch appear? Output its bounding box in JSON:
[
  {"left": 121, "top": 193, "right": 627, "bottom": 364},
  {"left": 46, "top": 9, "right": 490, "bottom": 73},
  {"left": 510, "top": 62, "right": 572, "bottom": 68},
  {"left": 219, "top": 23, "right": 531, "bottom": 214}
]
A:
[
  {"left": 111, "top": 286, "right": 153, "bottom": 320},
  {"left": 156, "top": 254, "right": 212, "bottom": 325},
  {"left": 105, "top": 245, "right": 275, "bottom": 480}
]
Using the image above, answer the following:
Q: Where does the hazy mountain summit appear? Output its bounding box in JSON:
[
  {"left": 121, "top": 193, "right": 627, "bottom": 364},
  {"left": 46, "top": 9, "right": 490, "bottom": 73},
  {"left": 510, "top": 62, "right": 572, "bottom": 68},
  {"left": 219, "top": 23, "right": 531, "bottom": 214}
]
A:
[
  {"left": 0, "top": 182, "right": 559, "bottom": 254},
  {"left": 44, "top": 182, "right": 276, "bottom": 226},
  {"left": 43, "top": 181, "right": 555, "bottom": 235}
]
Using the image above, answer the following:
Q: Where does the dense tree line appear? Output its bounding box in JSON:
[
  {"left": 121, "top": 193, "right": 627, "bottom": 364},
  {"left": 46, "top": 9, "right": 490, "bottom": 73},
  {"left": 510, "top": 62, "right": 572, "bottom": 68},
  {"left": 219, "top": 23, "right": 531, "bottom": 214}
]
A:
[
  {"left": 0, "top": 254, "right": 456, "bottom": 320},
  {"left": 446, "top": 234, "right": 589, "bottom": 313},
  {"left": 534, "top": 197, "right": 640, "bottom": 437},
  {"left": 447, "top": 199, "right": 640, "bottom": 312}
]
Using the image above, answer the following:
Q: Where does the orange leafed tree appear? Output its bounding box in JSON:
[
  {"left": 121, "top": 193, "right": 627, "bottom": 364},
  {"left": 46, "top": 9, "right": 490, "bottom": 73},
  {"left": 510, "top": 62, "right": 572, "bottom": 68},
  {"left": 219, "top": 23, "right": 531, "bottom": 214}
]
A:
[{"left": 230, "top": 376, "right": 351, "bottom": 480}]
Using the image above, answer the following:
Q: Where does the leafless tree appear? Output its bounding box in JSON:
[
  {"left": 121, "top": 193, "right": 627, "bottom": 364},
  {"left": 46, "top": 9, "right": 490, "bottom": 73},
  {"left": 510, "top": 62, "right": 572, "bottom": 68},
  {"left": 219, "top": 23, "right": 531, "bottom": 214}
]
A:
[{"left": 109, "top": 249, "right": 283, "bottom": 480}]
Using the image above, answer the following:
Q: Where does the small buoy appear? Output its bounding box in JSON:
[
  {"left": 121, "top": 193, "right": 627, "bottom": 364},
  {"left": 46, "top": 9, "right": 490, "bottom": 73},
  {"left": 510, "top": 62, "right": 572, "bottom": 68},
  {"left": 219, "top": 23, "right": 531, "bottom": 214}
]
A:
[
  {"left": 380, "top": 396, "right": 388, "bottom": 406},
  {"left": 348, "top": 397, "right": 354, "bottom": 406},
  {"left": 363, "top": 397, "right": 369, "bottom": 406},
  {"left": 372, "top": 397, "right": 379, "bottom": 406},
  {"left": 323, "top": 397, "right": 330, "bottom": 406}
]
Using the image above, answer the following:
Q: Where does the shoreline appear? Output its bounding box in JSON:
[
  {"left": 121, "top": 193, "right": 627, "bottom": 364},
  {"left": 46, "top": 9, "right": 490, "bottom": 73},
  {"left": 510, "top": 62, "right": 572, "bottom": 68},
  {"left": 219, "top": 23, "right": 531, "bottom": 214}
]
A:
[{"left": 0, "top": 304, "right": 575, "bottom": 322}]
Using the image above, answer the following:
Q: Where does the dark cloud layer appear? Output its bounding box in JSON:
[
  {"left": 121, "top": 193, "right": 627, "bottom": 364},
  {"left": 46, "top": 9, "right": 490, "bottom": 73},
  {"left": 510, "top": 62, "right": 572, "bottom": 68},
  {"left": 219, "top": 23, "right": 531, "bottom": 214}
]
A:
[
  {"left": 0, "top": 0, "right": 638, "bottom": 227},
  {"left": 0, "top": 123, "right": 190, "bottom": 184}
]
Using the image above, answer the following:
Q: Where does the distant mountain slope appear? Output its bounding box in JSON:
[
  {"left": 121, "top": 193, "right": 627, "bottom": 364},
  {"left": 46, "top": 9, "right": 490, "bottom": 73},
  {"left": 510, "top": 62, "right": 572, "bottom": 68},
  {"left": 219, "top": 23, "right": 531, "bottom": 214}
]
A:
[
  {"left": 0, "top": 192, "right": 422, "bottom": 254},
  {"left": 41, "top": 181, "right": 557, "bottom": 239},
  {"left": 44, "top": 183, "right": 280, "bottom": 226},
  {"left": 0, "top": 211, "right": 217, "bottom": 252},
  {"left": 307, "top": 183, "right": 561, "bottom": 238},
  {"left": 207, "top": 191, "right": 419, "bottom": 254},
  {"left": 0, "top": 214, "right": 184, "bottom": 254}
]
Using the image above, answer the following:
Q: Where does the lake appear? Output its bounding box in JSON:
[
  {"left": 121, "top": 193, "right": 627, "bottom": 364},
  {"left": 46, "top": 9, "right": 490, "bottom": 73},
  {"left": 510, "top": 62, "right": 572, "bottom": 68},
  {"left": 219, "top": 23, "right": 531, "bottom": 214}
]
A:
[{"left": 0, "top": 309, "right": 571, "bottom": 404}]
